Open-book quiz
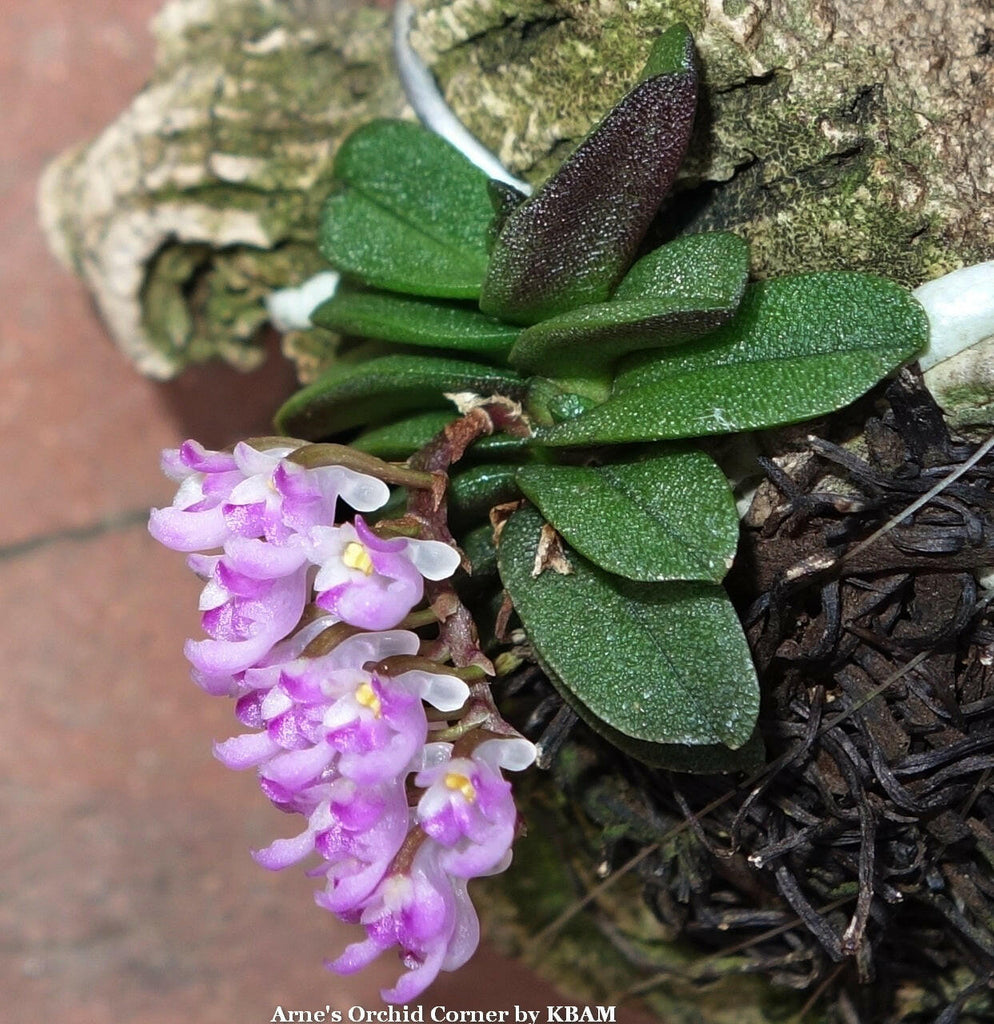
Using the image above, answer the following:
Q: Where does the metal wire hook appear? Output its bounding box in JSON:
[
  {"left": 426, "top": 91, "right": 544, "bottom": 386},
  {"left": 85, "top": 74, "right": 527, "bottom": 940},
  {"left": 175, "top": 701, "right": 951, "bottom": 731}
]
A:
[{"left": 393, "top": 0, "right": 533, "bottom": 194}]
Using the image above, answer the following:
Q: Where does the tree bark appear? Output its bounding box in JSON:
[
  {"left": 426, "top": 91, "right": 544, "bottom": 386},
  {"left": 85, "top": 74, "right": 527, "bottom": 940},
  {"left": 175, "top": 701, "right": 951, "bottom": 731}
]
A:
[
  {"left": 40, "top": 0, "right": 994, "bottom": 379},
  {"left": 40, "top": 0, "right": 406, "bottom": 378},
  {"left": 411, "top": 0, "right": 994, "bottom": 285}
]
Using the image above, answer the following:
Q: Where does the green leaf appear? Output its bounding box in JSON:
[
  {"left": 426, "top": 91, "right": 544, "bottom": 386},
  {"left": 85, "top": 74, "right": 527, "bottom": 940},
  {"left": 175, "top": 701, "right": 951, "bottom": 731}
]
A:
[
  {"left": 351, "top": 410, "right": 457, "bottom": 459},
  {"left": 497, "top": 506, "right": 759, "bottom": 748},
  {"left": 639, "top": 21, "right": 696, "bottom": 79},
  {"left": 515, "top": 450, "right": 738, "bottom": 583},
  {"left": 508, "top": 233, "right": 749, "bottom": 382},
  {"left": 274, "top": 354, "right": 526, "bottom": 440},
  {"left": 460, "top": 523, "right": 499, "bottom": 580},
  {"left": 541, "top": 272, "right": 928, "bottom": 446},
  {"left": 449, "top": 464, "right": 521, "bottom": 527},
  {"left": 479, "top": 30, "right": 698, "bottom": 324},
  {"left": 311, "top": 286, "right": 520, "bottom": 361},
  {"left": 554, "top": 682, "right": 765, "bottom": 771},
  {"left": 612, "top": 231, "right": 749, "bottom": 304},
  {"left": 351, "top": 411, "right": 536, "bottom": 461},
  {"left": 468, "top": 432, "right": 542, "bottom": 461},
  {"left": 522, "top": 376, "right": 602, "bottom": 426},
  {"left": 486, "top": 179, "right": 529, "bottom": 241},
  {"left": 319, "top": 120, "right": 494, "bottom": 299}
]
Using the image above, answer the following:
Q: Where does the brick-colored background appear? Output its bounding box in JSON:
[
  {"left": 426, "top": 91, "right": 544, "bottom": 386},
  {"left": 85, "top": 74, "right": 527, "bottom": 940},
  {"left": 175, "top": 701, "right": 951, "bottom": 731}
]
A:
[{"left": 0, "top": 3, "right": 600, "bottom": 1019}]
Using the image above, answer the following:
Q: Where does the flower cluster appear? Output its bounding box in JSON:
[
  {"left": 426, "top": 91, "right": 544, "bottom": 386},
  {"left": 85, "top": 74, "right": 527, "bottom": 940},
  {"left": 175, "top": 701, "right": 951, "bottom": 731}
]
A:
[{"left": 150, "top": 439, "right": 535, "bottom": 1001}]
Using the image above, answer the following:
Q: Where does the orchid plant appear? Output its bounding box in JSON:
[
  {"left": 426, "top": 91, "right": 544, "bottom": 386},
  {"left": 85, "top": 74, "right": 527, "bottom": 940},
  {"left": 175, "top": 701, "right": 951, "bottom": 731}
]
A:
[{"left": 151, "top": 23, "right": 927, "bottom": 1001}]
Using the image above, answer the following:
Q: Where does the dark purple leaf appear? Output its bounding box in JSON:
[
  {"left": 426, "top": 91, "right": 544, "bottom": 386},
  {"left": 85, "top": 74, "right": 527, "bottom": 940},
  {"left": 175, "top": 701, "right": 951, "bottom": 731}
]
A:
[{"left": 479, "top": 25, "right": 698, "bottom": 325}]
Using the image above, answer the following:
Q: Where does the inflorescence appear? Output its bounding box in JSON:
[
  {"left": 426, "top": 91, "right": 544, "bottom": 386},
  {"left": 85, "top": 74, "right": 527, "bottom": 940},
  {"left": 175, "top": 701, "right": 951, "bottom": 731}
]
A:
[{"left": 149, "top": 438, "right": 535, "bottom": 1002}]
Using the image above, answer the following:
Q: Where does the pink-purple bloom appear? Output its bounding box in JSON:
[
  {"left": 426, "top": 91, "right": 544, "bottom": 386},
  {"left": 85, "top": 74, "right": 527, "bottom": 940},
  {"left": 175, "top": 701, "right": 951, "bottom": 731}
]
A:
[
  {"left": 149, "top": 440, "right": 389, "bottom": 550},
  {"left": 311, "top": 778, "right": 413, "bottom": 915},
  {"left": 184, "top": 553, "right": 311, "bottom": 677},
  {"left": 415, "top": 737, "right": 536, "bottom": 879},
  {"left": 329, "top": 840, "right": 481, "bottom": 1004},
  {"left": 149, "top": 438, "right": 535, "bottom": 1001},
  {"left": 311, "top": 517, "right": 461, "bottom": 631}
]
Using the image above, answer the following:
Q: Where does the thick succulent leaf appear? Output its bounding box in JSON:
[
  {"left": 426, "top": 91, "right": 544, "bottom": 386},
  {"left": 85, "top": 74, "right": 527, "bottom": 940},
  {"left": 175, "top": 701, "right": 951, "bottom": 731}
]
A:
[
  {"left": 612, "top": 231, "right": 749, "bottom": 304},
  {"left": 522, "top": 377, "right": 602, "bottom": 426},
  {"left": 487, "top": 179, "right": 529, "bottom": 242},
  {"left": 465, "top": 431, "right": 541, "bottom": 461},
  {"left": 479, "top": 26, "right": 698, "bottom": 325},
  {"left": 639, "top": 20, "right": 696, "bottom": 79},
  {"left": 508, "top": 233, "right": 749, "bottom": 381},
  {"left": 498, "top": 506, "right": 759, "bottom": 748},
  {"left": 311, "top": 286, "right": 520, "bottom": 361},
  {"left": 551, "top": 681, "right": 765, "bottom": 771},
  {"left": 541, "top": 272, "right": 928, "bottom": 446},
  {"left": 352, "top": 411, "right": 535, "bottom": 462},
  {"left": 274, "top": 354, "right": 525, "bottom": 440},
  {"left": 460, "top": 523, "right": 499, "bottom": 579},
  {"left": 319, "top": 120, "right": 494, "bottom": 299},
  {"left": 448, "top": 464, "right": 521, "bottom": 527},
  {"left": 515, "top": 450, "right": 738, "bottom": 582},
  {"left": 351, "top": 410, "right": 457, "bottom": 459},
  {"left": 510, "top": 299, "right": 732, "bottom": 390}
]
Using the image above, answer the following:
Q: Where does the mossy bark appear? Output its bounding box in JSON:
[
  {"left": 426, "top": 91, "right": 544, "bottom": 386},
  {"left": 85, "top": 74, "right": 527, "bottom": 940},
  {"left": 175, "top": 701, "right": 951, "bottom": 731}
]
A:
[
  {"left": 40, "top": 0, "right": 994, "bottom": 379},
  {"left": 40, "top": 0, "right": 407, "bottom": 378},
  {"left": 411, "top": 0, "right": 994, "bottom": 287}
]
